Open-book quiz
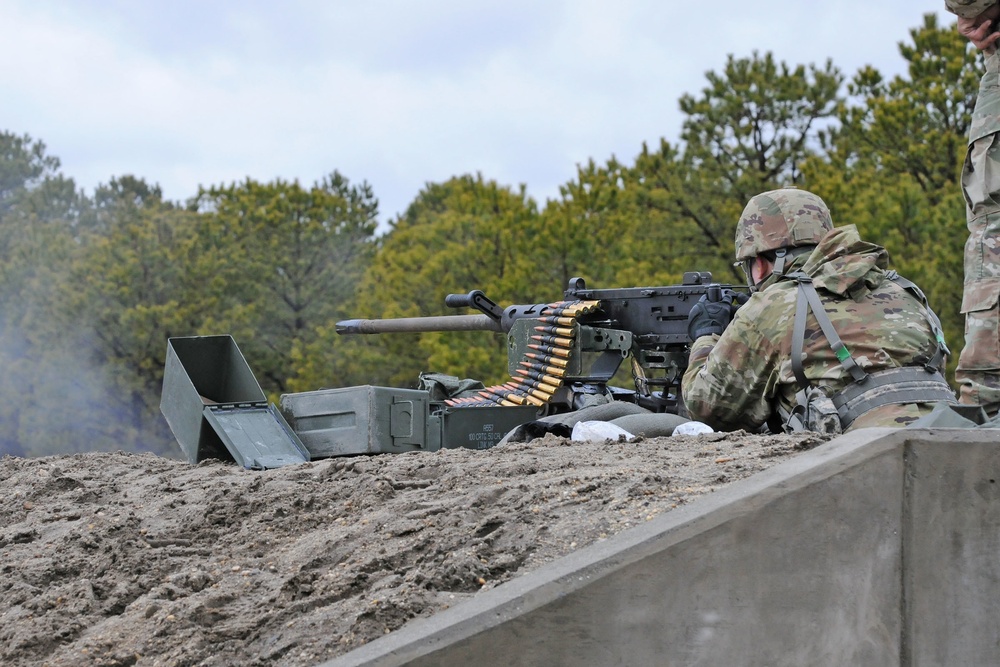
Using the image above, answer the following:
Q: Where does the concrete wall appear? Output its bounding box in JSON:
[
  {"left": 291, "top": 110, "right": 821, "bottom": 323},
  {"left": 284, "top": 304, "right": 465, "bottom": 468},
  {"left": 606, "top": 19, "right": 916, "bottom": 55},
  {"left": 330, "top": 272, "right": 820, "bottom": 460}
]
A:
[
  {"left": 320, "top": 429, "right": 1000, "bottom": 667},
  {"left": 903, "top": 437, "right": 1000, "bottom": 665}
]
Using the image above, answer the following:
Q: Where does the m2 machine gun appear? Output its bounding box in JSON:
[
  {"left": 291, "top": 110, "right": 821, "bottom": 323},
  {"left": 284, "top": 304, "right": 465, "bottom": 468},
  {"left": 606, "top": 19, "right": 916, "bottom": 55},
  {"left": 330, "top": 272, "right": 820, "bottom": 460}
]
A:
[
  {"left": 160, "top": 273, "right": 746, "bottom": 469},
  {"left": 337, "top": 272, "right": 747, "bottom": 415}
]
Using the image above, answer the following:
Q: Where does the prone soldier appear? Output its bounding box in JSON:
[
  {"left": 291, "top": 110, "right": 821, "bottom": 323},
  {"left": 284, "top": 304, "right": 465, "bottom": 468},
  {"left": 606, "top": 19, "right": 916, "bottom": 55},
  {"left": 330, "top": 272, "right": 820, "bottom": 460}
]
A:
[{"left": 682, "top": 188, "right": 955, "bottom": 434}]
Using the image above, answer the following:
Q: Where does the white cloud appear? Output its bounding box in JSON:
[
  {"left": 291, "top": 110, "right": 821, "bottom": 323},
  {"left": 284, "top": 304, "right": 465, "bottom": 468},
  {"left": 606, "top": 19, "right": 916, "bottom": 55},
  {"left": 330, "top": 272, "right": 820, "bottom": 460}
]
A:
[{"left": 0, "top": 0, "right": 949, "bottom": 221}]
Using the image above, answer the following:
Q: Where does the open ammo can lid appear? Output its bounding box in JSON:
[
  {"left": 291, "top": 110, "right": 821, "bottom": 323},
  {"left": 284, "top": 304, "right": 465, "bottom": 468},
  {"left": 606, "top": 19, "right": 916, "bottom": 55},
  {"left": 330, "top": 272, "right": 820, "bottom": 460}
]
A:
[{"left": 160, "top": 335, "right": 309, "bottom": 469}]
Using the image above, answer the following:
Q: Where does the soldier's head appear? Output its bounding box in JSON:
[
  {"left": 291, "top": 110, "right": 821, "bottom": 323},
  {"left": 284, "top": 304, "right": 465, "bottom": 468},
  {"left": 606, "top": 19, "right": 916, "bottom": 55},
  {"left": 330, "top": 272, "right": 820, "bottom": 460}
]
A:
[{"left": 733, "top": 187, "right": 833, "bottom": 290}]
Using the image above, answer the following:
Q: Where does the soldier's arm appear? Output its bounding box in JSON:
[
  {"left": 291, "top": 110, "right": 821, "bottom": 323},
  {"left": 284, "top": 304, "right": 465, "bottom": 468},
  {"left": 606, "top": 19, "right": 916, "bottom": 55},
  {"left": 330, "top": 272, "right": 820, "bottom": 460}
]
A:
[
  {"left": 952, "top": 2, "right": 1000, "bottom": 49},
  {"left": 962, "top": 16, "right": 1000, "bottom": 49},
  {"left": 681, "top": 318, "right": 778, "bottom": 432}
]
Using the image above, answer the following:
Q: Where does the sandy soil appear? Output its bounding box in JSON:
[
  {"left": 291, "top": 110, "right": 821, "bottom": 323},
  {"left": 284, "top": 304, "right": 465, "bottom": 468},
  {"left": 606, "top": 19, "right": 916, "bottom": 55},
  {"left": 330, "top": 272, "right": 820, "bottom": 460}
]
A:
[{"left": 0, "top": 430, "right": 828, "bottom": 667}]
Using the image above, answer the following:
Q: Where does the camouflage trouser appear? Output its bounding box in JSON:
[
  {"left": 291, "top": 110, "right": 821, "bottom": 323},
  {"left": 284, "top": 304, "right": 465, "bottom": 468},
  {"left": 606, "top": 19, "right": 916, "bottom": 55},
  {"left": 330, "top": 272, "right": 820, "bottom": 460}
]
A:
[{"left": 958, "top": 132, "right": 1000, "bottom": 415}]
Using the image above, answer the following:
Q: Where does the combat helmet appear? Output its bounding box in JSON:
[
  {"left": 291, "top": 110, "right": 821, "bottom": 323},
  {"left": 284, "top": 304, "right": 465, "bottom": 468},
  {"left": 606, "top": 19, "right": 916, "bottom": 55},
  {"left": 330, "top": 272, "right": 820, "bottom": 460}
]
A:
[{"left": 734, "top": 188, "right": 833, "bottom": 287}]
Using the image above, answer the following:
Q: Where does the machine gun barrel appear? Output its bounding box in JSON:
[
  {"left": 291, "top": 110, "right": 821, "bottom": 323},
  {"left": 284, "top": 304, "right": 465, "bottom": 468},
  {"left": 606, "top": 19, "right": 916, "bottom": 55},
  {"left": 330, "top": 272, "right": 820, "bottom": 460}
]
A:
[
  {"left": 335, "top": 314, "right": 504, "bottom": 335},
  {"left": 337, "top": 289, "right": 550, "bottom": 336}
]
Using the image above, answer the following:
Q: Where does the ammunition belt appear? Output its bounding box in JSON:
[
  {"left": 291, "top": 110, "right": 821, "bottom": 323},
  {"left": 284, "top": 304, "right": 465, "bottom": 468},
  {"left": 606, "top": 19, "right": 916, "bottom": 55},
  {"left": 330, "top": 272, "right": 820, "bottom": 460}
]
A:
[{"left": 444, "top": 299, "right": 601, "bottom": 408}]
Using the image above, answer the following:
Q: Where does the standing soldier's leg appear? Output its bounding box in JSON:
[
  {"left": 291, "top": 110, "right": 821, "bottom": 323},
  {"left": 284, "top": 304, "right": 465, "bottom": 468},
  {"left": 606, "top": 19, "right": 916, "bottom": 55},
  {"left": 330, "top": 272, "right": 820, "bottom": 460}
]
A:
[{"left": 958, "top": 133, "right": 1000, "bottom": 416}]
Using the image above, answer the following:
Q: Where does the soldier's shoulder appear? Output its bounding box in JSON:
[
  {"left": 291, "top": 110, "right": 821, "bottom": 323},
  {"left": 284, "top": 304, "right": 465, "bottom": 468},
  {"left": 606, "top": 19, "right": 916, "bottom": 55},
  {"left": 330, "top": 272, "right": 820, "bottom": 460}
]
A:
[
  {"left": 744, "top": 281, "right": 798, "bottom": 314},
  {"left": 731, "top": 283, "right": 796, "bottom": 339}
]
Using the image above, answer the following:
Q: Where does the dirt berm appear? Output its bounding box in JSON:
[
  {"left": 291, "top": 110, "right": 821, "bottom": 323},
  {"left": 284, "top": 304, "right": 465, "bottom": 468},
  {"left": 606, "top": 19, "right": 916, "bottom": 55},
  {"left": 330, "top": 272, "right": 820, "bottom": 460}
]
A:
[{"left": 0, "top": 430, "right": 826, "bottom": 666}]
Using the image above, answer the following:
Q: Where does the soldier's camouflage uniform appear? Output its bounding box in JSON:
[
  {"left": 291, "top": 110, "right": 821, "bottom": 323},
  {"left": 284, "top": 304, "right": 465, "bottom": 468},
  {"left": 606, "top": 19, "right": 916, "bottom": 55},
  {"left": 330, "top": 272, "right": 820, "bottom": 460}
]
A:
[
  {"left": 947, "top": 0, "right": 998, "bottom": 18},
  {"left": 947, "top": 0, "right": 1000, "bottom": 413},
  {"left": 682, "top": 225, "right": 945, "bottom": 433}
]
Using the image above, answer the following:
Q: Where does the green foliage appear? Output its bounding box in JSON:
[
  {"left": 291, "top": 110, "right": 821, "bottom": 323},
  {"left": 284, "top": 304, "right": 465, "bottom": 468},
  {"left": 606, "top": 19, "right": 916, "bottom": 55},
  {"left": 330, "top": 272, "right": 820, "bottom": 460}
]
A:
[
  {"left": 0, "top": 133, "right": 146, "bottom": 455},
  {"left": 835, "top": 14, "right": 977, "bottom": 200},
  {"left": 322, "top": 174, "right": 542, "bottom": 388},
  {"left": 58, "top": 177, "right": 196, "bottom": 454},
  {"left": 628, "top": 52, "right": 844, "bottom": 285},
  {"left": 534, "top": 157, "right": 651, "bottom": 288},
  {"left": 0, "top": 12, "right": 981, "bottom": 455},
  {"left": 68, "top": 179, "right": 195, "bottom": 385},
  {"left": 0, "top": 132, "right": 61, "bottom": 212},
  {"left": 804, "top": 13, "right": 974, "bottom": 375},
  {"left": 679, "top": 52, "right": 842, "bottom": 190},
  {"left": 628, "top": 139, "right": 741, "bottom": 283},
  {"left": 192, "top": 174, "right": 378, "bottom": 398}
]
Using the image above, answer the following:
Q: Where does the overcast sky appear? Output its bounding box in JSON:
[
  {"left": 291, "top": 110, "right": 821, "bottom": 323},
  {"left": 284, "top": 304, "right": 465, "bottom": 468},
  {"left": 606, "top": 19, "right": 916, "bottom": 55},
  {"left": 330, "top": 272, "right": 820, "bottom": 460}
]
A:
[{"left": 2, "top": 0, "right": 950, "bottom": 226}]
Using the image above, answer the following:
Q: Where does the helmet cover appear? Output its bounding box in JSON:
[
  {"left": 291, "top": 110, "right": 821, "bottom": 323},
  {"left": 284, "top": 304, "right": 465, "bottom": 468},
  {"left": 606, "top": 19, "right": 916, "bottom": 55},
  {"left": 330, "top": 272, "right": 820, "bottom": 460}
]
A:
[{"left": 734, "top": 188, "right": 833, "bottom": 262}]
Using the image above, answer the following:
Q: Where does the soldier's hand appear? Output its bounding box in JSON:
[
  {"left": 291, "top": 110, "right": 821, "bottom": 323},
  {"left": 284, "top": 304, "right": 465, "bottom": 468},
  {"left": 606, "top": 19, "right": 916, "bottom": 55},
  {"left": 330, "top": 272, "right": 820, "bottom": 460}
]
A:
[
  {"left": 723, "top": 288, "right": 750, "bottom": 310},
  {"left": 687, "top": 288, "right": 749, "bottom": 341},
  {"left": 958, "top": 5, "right": 1000, "bottom": 51},
  {"left": 687, "top": 294, "right": 733, "bottom": 341}
]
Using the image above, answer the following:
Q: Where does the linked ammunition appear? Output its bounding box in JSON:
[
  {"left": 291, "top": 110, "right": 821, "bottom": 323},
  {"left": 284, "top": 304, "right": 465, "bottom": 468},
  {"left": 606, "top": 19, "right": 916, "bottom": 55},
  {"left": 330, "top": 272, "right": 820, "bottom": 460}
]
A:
[
  {"left": 512, "top": 373, "right": 553, "bottom": 391},
  {"left": 546, "top": 300, "right": 599, "bottom": 317},
  {"left": 526, "top": 352, "right": 568, "bottom": 368},
  {"left": 489, "top": 384, "right": 546, "bottom": 408},
  {"left": 519, "top": 375, "right": 563, "bottom": 391},
  {"left": 479, "top": 388, "right": 524, "bottom": 406},
  {"left": 519, "top": 359, "right": 566, "bottom": 377},
  {"left": 448, "top": 297, "right": 600, "bottom": 411},
  {"left": 514, "top": 369, "right": 560, "bottom": 393},
  {"left": 534, "top": 325, "right": 575, "bottom": 338},
  {"left": 507, "top": 380, "right": 552, "bottom": 402},
  {"left": 544, "top": 306, "right": 582, "bottom": 318},
  {"left": 487, "top": 387, "right": 524, "bottom": 407},
  {"left": 540, "top": 316, "right": 576, "bottom": 328},
  {"left": 527, "top": 343, "right": 572, "bottom": 360},
  {"left": 531, "top": 334, "right": 574, "bottom": 349},
  {"left": 526, "top": 395, "right": 546, "bottom": 407}
]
